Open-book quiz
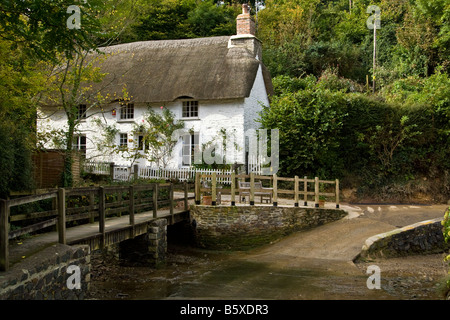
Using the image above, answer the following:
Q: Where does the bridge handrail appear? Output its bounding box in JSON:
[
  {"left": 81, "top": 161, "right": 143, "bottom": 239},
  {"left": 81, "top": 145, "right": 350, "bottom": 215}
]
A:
[
  {"left": 195, "top": 173, "right": 340, "bottom": 208},
  {"left": 0, "top": 182, "right": 192, "bottom": 272}
]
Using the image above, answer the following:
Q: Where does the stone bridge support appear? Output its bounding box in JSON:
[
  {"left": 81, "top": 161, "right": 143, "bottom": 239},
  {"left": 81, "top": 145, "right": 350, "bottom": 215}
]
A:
[{"left": 119, "top": 218, "right": 168, "bottom": 267}]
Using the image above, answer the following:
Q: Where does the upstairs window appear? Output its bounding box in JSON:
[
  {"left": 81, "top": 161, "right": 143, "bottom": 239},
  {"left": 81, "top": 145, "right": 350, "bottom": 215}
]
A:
[
  {"left": 77, "top": 104, "right": 87, "bottom": 120},
  {"left": 120, "top": 103, "right": 134, "bottom": 120},
  {"left": 182, "top": 101, "right": 198, "bottom": 118}
]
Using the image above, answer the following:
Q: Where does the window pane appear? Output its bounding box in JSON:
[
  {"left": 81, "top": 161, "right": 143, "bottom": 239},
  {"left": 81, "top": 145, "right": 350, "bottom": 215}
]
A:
[
  {"left": 120, "top": 103, "right": 134, "bottom": 119},
  {"left": 182, "top": 101, "right": 198, "bottom": 118},
  {"left": 120, "top": 133, "right": 127, "bottom": 146},
  {"left": 77, "top": 104, "right": 87, "bottom": 119}
]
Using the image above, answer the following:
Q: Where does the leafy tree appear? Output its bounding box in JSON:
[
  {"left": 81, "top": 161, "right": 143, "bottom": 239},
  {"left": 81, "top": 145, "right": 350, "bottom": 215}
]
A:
[
  {"left": 0, "top": 38, "right": 49, "bottom": 197},
  {"left": 187, "top": 0, "right": 240, "bottom": 37},
  {"left": 39, "top": 49, "right": 125, "bottom": 187},
  {"left": 257, "top": 74, "right": 348, "bottom": 178},
  {"left": 0, "top": 0, "right": 104, "bottom": 60},
  {"left": 140, "top": 108, "right": 185, "bottom": 167}
]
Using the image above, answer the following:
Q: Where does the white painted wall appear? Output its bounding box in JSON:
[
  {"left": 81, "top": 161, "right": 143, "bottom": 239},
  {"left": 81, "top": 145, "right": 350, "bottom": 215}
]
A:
[
  {"left": 37, "top": 99, "right": 248, "bottom": 168},
  {"left": 36, "top": 64, "right": 270, "bottom": 169}
]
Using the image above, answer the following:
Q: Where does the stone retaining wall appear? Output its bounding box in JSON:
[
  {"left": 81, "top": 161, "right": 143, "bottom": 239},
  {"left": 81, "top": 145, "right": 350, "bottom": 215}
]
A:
[
  {"left": 0, "top": 244, "right": 90, "bottom": 300},
  {"left": 190, "top": 205, "right": 347, "bottom": 250},
  {"left": 356, "top": 218, "right": 449, "bottom": 261}
]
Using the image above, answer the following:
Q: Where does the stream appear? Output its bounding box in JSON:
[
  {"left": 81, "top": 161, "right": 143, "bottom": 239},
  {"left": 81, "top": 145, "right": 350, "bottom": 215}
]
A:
[{"left": 86, "top": 243, "right": 448, "bottom": 300}]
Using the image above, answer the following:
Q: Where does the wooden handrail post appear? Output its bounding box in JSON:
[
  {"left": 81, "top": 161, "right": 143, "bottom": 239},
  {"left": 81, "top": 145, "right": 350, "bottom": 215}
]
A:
[
  {"left": 129, "top": 185, "right": 135, "bottom": 230},
  {"left": 314, "top": 177, "right": 319, "bottom": 208},
  {"left": 211, "top": 172, "right": 217, "bottom": 206},
  {"left": 194, "top": 172, "right": 200, "bottom": 205},
  {"left": 335, "top": 179, "right": 340, "bottom": 209},
  {"left": 57, "top": 188, "right": 66, "bottom": 245},
  {"left": 294, "top": 176, "right": 299, "bottom": 207},
  {"left": 183, "top": 182, "right": 189, "bottom": 210},
  {"left": 153, "top": 183, "right": 158, "bottom": 218},
  {"left": 0, "top": 199, "right": 9, "bottom": 271},
  {"left": 230, "top": 172, "right": 236, "bottom": 206},
  {"left": 250, "top": 172, "right": 255, "bottom": 205},
  {"left": 169, "top": 183, "right": 174, "bottom": 218},
  {"left": 303, "top": 176, "right": 308, "bottom": 206},
  {"left": 273, "top": 174, "right": 278, "bottom": 207},
  {"left": 98, "top": 186, "right": 105, "bottom": 247},
  {"left": 89, "top": 192, "right": 95, "bottom": 223}
]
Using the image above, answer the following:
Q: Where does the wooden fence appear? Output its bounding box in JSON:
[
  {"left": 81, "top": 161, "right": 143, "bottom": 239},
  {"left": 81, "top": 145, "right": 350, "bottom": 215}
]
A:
[
  {"left": 195, "top": 172, "right": 340, "bottom": 208},
  {"left": 0, "top": 182, "right": 192, "bottom": 272},
  {"left": 83, "top": 160, "right": 233, "bottom": 183}
]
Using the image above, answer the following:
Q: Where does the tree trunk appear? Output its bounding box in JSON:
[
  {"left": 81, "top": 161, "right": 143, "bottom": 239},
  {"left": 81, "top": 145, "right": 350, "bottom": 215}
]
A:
[{"left": 63, "top": 121, "right": 75, "bottom": 187}]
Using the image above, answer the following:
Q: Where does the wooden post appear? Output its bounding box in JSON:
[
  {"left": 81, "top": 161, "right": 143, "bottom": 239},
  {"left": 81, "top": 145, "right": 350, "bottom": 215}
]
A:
[
  {"left": 211, "top": 172, "right": 217, "bottom": 206},
  {"left": 335, "top": 179, "right": 340, "bottom": 209},
  {"left": 303, "top": 176, "right": 308, "bottom": 206},
  {"left": 117, "top": 192, "right": 122, "bottom": 217},
  {"left": 98, "top": 186, "right": 105, "bottom": 247},
  {"left": 373, "top": 22, "right": 377, "bottom": 93},
  {"left": 250, "top": 172, "right": 255, "bottom": 205},
  {"left": 230, "top": 172, "right": 236, "bottom": 206},
  {"left": 314, "top": 177, "right": 319, "bottom": 208},
  {"left": 133, "top": 164, "right": 139, "bottom": 181},
  {"left": 183, "top": 182, "right": 189, "bottom": 210},
  {"left": 169, "top": 183, "right": 174, "bottom": 218},
  {"left": 52, "top": 196, "right": 57, "bottom": 231},
  {"left": 294, "top": 176, "right": 299, "bottom": 207},
  {"left": 57, "top": 188, "right": 66, "bottom": 245},
  {"left": 129, "top": 185, "right": 135, "bottom": 230},
  {"left": 109, "top": 162, "right": 115, "bottom": 181},
  {"left": 89, "top": 192, "right": 95, "bottom": 223},
  {"left": 195, "top": 172, "right": 200, "bottom": 205},
  {"left": 0, "top": 199, "right": 9, "bottom": 271},
  {"left": 273, "top": 174, "right": 278, "bottom": 207},
  {"left": 153, "top": 183, "right": 158, "bottom": 218}
]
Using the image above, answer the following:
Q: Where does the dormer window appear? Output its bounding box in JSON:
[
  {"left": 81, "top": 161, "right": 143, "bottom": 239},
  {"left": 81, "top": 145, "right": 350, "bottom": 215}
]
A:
[
  {"left": 182, "top": 101, "right": 198, "bottom": 118},
  {"left": 120, "top": 103, "right": 134, "bottom": 120}
]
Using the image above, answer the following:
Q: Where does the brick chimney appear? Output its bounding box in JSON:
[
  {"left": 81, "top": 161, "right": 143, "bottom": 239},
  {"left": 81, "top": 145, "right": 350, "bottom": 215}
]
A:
[
  {"left": 229, "top": 3, "right": 262, "bottom": 60},
  {"left": 236, "top": 4, "right": 255, "bottom": 36}
]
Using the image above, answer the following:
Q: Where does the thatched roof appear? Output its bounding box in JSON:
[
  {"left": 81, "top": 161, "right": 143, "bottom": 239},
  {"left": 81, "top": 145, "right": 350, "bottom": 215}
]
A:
[{"left": 95, "top": 36, "right": 273, "bottom": 103}]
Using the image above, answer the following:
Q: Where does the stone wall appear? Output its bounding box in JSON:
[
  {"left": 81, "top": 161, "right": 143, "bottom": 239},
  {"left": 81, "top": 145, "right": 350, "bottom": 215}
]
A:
[
  {"left": 190, "top": 205, "right": 347, "bottom": 250},
  {"left": 356, "top": 218, "right": 449, "bottom": 261},
  {"left": 0, "top": 244, "right": 90, "bottom": 300}
]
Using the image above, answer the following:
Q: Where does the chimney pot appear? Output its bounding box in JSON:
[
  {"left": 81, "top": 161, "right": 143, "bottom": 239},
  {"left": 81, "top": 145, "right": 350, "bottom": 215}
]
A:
[
  {"left": 236, "top": 3, "right": 255, "bottom": 36},
  {"left": 242, "top": 3, "right": 249, "bottom": 14}
]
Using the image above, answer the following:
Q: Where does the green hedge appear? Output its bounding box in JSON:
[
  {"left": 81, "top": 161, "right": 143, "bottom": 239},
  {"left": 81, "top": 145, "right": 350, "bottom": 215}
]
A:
[{"left": 258, "top": 73, "right": 450, "bottom": 201}]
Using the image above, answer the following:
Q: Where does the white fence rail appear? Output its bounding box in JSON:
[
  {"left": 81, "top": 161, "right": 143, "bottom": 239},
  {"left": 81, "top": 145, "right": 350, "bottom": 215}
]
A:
[
  {"left": 83, "top": 160, "right": 110, "bottom": 175},
  {"left": 139, "top": 167, "right": 233, "bottom": 184},
  {"left": 83, "top": 161, "right": 234, "bottom": 183},
  {"left": 114, "top": 166, "right": 132, "bottom": 181}
]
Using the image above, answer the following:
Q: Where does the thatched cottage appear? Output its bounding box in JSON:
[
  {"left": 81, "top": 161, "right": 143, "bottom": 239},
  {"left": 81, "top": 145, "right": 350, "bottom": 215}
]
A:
[{"left": 37, "top": 4, "right": 273, "bottom": 170}]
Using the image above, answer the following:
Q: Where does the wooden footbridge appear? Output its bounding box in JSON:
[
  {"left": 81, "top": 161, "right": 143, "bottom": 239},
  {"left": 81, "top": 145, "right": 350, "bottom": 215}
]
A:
[
  {"left": 0, "top": 183, "right": 193, "bottom": 271},
  {"left": 1, "top": 173, "right": 340, "bottom": 272}
]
